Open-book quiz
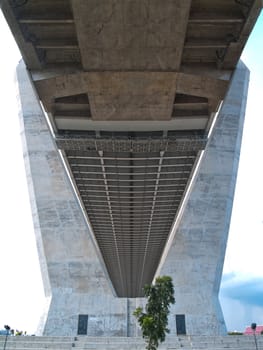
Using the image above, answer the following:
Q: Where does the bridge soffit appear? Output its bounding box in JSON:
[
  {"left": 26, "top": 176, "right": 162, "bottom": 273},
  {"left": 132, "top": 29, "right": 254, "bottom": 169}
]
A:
[
  {"left": 1, "top": 0, "right": 261, "bottom": 72},
  {"left": 34, "top": 71, "right": 228, "bottom": 122}
]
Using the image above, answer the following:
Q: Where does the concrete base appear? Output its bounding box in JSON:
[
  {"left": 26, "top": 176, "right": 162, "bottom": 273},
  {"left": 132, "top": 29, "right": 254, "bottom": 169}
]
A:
[
  {"left": 1, "top": 335, "right": 263, "bottom": 350},
  {"left": 17, "top": 60, "right": 249, "bottom": 336}
]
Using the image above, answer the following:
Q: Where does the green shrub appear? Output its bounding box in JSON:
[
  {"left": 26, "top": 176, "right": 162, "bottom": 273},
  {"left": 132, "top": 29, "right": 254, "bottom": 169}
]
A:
[{"left": 134, "top": 276, "right": 175, "bottom": 350}]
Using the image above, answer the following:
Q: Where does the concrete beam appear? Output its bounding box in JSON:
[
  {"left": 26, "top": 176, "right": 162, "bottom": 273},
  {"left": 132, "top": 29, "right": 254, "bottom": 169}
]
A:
[
  {"left": 1, "top": 0, "right": 42, "bottom": 69},
  {"left": 71, "top": 0, "right": 192, "bottom": 71},
  {"left": 35, "top": 71, "right": 228, "bottom": 123}
]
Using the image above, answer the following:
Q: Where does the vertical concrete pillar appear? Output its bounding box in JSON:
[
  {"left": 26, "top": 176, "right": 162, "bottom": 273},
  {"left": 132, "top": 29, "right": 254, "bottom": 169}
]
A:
[
  {"left": 159, "top": 61, "right": 249, "bottom": 335},
  {"left": 16, "top": 61, "right": 132, "bottom": 336}
]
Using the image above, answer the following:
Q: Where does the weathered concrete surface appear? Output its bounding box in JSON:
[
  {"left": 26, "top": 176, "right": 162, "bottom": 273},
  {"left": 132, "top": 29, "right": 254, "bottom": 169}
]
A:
[
  {"left": 159, "top": 61, "right": 249, "bottom": 335},
  {"left": 71, "top": 0, "right": 191, "bottom": 71},
  {"left": 34, "top": 70, "right": 227, "bottom": 123},
  {"left": 16, "top": 60, "right": 144, "bottom": 336}
]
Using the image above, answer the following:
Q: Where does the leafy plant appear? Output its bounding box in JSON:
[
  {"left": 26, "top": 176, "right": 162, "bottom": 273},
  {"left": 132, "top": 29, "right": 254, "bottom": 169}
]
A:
[{"left": 133, "top": 276, "right": 175, "bottom": 350}]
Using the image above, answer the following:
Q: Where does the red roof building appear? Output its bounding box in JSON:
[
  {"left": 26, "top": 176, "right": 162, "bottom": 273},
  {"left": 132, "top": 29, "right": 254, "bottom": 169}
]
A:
[{"left": 244, "top": 325, "right": 263, "bottom": 335}]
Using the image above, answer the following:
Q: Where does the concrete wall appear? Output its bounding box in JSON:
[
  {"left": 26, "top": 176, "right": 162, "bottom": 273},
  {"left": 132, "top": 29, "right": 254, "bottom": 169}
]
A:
[{"left": 17, "top": 60, "right": 249, "bottom": 336}]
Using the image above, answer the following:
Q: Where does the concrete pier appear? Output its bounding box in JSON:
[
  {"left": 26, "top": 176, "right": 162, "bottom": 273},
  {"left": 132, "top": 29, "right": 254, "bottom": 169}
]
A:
[
  {"left": 160, "top": 62, "right": 249, "bottom": 335},
  {"left": 17, "top": 60, "right": 249, "bottom": 336}
]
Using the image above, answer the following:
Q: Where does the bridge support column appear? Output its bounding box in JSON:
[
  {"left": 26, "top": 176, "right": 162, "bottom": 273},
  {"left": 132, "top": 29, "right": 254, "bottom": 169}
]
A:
[
  {"left": 159, "top": 61, "right": 249, "bottom": 335},
  {"left": 16, "top": 61, "right": 144, "bottom": 336}
]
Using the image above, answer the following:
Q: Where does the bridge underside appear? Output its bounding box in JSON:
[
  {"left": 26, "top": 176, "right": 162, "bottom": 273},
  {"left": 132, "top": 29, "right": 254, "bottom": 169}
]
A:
[
  {"left": 1, "top": 0, "right": 261, "bottom": 299},
  {"left": 57, "top": 135, "right": 205, "bottom": 296}
]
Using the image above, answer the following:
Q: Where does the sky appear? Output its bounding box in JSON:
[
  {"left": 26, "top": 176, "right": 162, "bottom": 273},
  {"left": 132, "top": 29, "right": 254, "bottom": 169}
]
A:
[{"left": 0, "top": 10, "right": 262, "bottom": 335}]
